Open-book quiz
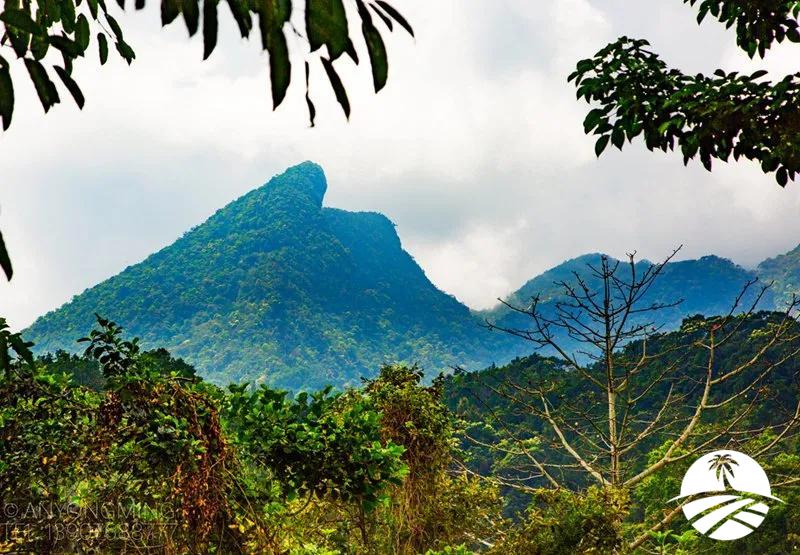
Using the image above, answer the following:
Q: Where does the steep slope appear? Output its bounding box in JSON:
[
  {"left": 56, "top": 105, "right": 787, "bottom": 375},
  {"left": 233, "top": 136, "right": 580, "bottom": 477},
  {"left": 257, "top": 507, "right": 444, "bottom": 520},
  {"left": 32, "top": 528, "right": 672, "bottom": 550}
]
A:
[
  {"left": 757, "top": 243, "right": 800, "bottom": 309},
  {"left": 24, "top": 163, "right": 521, "bottom": 390}
]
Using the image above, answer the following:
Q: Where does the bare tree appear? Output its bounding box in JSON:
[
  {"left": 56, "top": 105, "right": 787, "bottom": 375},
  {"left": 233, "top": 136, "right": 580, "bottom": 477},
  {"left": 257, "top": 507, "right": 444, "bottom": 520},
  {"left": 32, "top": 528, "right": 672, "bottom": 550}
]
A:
[{"left": 463, "top": 248, "right": 800, "bottom": 551}]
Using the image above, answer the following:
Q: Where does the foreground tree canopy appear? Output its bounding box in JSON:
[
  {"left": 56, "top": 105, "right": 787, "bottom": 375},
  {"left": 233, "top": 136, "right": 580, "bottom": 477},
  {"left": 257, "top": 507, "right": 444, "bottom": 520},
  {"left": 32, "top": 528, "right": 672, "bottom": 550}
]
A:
[
  {"left": 0, "top": 0, "right": 413, "bottom": 132},
  {"left": 571, "top": 0, "right": 800, "bottom": 186}
]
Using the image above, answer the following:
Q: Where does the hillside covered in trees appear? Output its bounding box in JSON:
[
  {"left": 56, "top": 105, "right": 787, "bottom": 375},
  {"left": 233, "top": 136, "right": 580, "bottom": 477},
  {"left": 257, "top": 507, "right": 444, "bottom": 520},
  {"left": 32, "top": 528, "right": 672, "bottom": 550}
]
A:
[
  {"left": 22, "top": 163, "right": 528, "bottom": 390},
  {"left": 23, "top": 163, "right": 800, "bottom": 391}
]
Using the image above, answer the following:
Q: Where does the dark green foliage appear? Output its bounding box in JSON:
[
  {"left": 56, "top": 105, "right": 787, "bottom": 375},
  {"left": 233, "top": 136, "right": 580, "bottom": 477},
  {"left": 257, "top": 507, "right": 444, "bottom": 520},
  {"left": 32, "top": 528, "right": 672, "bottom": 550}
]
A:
[
  {"left": 685, "top": 0, "right": 800, "bottom": 57},
  {"left": 491, "top": 486, "right": 629, "bottom": 555},
  {"left": 571, "top": 2, "right": 800, "bottom": 184},
  {"left": 226, "top": 382, "right": 405, "bottom": 507},
  {"left": 0, "top": 316, "right": 32, "bottom": 369},
  {"left": 0, "top": 318, "right": 505, "bottom": 553},
  {"left": 315, "top": 365, "right": 505, "bottom": 553},
  {"left": 23, "top": 162, "right": 528, "bottom": 390},
  {"left": 0, "top": 0, "right": 413, "bottom": 134},
  {"left": 570, "top": 37, "right": 800, "bottom": 185}
]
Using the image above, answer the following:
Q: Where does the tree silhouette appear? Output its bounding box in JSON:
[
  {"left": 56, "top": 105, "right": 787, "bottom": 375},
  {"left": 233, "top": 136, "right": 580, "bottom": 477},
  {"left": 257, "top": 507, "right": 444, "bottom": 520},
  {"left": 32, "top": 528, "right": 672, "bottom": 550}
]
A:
[{"left": 709, "top": 453, "right": 739, "bottom": 490}]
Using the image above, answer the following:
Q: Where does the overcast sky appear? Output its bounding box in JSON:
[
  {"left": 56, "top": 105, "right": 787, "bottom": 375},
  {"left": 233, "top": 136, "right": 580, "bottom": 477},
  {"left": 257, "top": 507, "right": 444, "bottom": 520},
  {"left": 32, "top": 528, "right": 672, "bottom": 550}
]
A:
[{"left": 3, "top": 0, "right": 800, "bottom": 330}]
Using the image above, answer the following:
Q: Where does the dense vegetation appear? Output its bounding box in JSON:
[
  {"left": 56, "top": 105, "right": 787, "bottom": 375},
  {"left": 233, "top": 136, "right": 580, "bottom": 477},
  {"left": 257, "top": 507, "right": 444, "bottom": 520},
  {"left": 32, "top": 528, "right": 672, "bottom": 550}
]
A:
[
  {"left": 1, "top": 316, "right": 503, "bottom": 554},
  {"left": 25, "top": 163, "right": 800, "bottom": 392},
  {"left": 4, "top": 304, "right": 800, "bottom": 553}
]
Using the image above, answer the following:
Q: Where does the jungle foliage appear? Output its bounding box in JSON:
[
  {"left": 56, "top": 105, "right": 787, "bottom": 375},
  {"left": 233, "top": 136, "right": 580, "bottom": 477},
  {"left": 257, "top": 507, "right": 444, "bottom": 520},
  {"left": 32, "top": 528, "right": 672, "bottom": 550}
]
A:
[
  {"left": 0, "top": 315, "right": 503, "bottom": 553},
  {"left": 4, "top": 293, "right": 800, "bottom": 553},
  {"left": 447, "top": 306, "right": 800, "bottom": 553}
]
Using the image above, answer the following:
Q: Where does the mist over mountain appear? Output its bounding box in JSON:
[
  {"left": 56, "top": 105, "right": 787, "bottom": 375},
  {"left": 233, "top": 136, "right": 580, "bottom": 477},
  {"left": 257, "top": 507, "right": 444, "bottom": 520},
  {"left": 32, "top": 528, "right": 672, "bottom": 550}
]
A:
[{"left": 23, "top": 163, "right": 800, "bottom": 390}]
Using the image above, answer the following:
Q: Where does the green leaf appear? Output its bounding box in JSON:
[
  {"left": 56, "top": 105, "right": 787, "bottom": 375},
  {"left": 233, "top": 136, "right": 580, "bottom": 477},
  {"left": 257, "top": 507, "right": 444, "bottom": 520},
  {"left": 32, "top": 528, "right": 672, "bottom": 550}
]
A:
[
  {"left": 0, "top": 60, "right": 13, "bottom": 131},
  {"left": 182, "top": 0, "right": 199, "bottom": 36},
  {"left": 320, "top": 57, "right": 349, "bottom": 119},
  {"left": 225, "top": 0, "right": 251, "bottom": 37},
  {"left": 54, "top": 65, "right": 85, "bottom": 108},
  {"left": 105, "top": 14, "right": 123, "bottom": 39},
  {"left": 357, "top": 0, "right": 387, "bottom": 92},
  {"left": 370, "top": 4, "right": 392, "bottom": 31},
  {"left": 62, "top": 0, "right": 77, "bottom": 33},
  {"left": 30, "top": 34, "right": 49, "bottom": 59},
  {"left": 76, "top": 14, "right": 91, "bottom": 51},
  {"left": 161, "top": 0, "right": 180, "bottom": 25},
  {"left": 611, "top": 126, "right": 625, "bottom": 149},
  {"left": 98, "top": 33, "right": 108, "bottom": 64},
  {"left": 777, "top": 167, "right": 788, "bottom": 187},
  {"left": 6, "top": 27, "right": 29, "bottom": 58},
  {"left": 374, "top": 1, "right": 413, "bottom": 36},
  {"left": 202, "top": 0, "right": 218, "bottom": 59},
  {"left": 87, "top": 0, "right": 99, "bottom": 18},
  {"left": 345, "top": 38, "right": 359, "bottom": 64},
  {"left": 266, "top": 28, "right": 290, "bottom": 108},
  {"left": 306, "top": 0, "right": 348, "bottom": 59},
  {"left": 583, "top": 108, "right": 604, "bottom": 133},
  {"left": 595, "top": 135, "right": 610, "bottom": 157},
  {"left": 24, "top": 58, "right": 60, "bottom": 112},
  {"left": 49, "top": 35, "right": 83, "bottom": 57},
  {"left": 0, "top": 9, "right": 43, "bottom": 34},
  {"left": 115, "top": 40, "right": 135, "bottom": 64}
]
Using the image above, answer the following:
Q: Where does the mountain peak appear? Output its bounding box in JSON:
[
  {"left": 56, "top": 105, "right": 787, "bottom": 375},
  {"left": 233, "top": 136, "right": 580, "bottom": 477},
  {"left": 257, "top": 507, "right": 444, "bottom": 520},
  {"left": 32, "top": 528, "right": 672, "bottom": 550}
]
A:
[
  {"left": 23, "top": 163, "right": 513, "bottom": 390},
  {"left": 265, "top": 161, "right": 327, "bottom": 207}
]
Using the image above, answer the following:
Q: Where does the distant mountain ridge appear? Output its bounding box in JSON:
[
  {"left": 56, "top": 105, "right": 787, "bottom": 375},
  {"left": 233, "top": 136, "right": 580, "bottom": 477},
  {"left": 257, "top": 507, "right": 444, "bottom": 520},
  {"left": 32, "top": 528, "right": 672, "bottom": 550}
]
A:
[
  {"left": 22, "top": 162, "right": 800, "bottom": 390},
  {"left": 478, "top": 253, "right": 779, "bottom": 360},
  {"left": 481, "top": 253, "right": 774, "bottom": 335}
]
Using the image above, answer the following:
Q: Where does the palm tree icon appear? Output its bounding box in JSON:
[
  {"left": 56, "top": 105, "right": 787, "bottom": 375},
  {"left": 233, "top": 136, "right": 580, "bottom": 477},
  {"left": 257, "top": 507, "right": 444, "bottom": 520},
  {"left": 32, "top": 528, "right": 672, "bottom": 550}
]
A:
[{"left": 709, "top": 453, "right": 739, "bottom": 490}]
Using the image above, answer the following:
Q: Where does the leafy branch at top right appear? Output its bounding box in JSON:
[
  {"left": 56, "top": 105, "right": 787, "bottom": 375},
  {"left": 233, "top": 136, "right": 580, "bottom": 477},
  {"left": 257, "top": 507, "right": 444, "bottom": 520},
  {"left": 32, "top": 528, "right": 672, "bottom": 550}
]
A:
[{"left": 570, "top": 1, "right": 800, "bottom": 186}]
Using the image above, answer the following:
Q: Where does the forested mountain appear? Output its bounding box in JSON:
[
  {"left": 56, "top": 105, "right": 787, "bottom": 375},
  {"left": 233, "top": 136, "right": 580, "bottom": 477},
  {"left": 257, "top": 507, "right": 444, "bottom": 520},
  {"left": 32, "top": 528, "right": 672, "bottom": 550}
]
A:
[
  {"left": 480, "top": 254, "right": 774, "bottom": 354},
  {"left": 758, "top": 243, "right": 800, "bottom": 309},
  {"left": 23, "top": 163, "right": 525, "bottom": 390},
  {"left": 23, "top": 162, "right": 800, "bottom": 390}
]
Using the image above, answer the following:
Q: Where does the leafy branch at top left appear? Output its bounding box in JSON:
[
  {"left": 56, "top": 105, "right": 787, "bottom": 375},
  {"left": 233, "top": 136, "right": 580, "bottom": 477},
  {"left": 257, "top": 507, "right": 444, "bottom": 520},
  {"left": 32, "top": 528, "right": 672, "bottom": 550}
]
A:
[
  {"left": 0, "top": 0, "right": 414, "bottom": 282},
  {"left": 0, "top": 0, "right": 135, "bottom": 129},
  {"left": 0, "top": 0, "right": 414, "bottom": 133}
]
